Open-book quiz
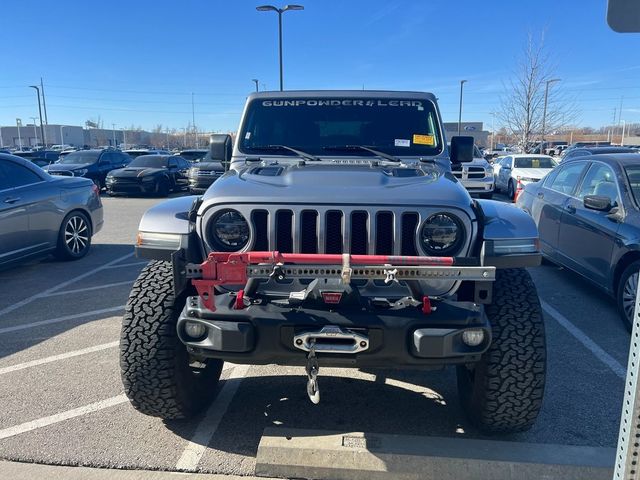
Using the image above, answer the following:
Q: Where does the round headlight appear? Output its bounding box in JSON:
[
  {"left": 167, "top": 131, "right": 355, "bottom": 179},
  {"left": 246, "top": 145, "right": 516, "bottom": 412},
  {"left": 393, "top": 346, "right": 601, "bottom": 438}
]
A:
[
  {"left": 421, "top": 213, "right": 464, "bottom": 255},
  {"left": 209, "top": 209, "right": 250, "bottom": 252}
]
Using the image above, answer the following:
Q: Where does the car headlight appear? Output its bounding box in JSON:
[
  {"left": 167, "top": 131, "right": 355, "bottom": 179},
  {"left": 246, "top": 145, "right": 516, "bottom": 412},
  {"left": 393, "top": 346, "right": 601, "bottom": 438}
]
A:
[
  {"left": 420, "top": 213, "right": 464, "bottom": 256},
  {"left": 74, "top": 168, "right": 88, "bottom": 176},
  {"left": 189, "top": 167, "right": 199, "bottom": 177},
  {"left": 106, "top": 176, "right": 114, "bottom": 183},
  {"left": 208, "top": 209, "right": 250, "bottom": 252},
  {"left": 518, "top": 176, "right": 537, "bottom": 182}
]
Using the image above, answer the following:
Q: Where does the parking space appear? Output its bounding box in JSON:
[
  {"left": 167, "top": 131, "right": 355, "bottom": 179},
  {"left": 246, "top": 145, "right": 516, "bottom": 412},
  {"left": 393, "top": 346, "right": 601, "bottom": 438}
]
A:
[{"left": 0, "top": 193, "right": 628, "bottom": 475}]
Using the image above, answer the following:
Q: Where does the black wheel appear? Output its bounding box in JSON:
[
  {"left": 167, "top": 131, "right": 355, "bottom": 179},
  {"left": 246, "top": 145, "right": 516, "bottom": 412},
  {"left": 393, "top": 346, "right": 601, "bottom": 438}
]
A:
[
  {"left": 156, "top": 177, "right": 170, "bottom": 197},
  {"left": 617, "top": 260, "right": 640, "bottom": 332},
  {"left": 456, "top": 268, "right": 546, "bottom": 434},
  {"left": 54, "top": 211, "right": 92, "bottom": 260},
  {"left": 120, "top": 261, "right": 223, "bottom": 419},
  {"left": 507, "top": 180, "right": 515, "bottom": 201}
]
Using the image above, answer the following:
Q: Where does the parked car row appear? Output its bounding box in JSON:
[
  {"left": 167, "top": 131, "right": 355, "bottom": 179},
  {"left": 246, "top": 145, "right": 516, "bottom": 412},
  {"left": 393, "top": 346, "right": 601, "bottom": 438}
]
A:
[{"left": 516, "top": 151, "right": 640, "bottom": 329}]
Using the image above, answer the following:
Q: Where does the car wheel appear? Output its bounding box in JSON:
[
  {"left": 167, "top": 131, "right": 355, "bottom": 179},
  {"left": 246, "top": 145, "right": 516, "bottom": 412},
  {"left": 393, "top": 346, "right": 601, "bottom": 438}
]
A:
[
  {"left": 507, "top": 180, "right": 515, "bottom": 201},
  {"left": 120, "top": 260, "right": 223, "bottom": 419},
  {"left": 456, "top": 268, "right": 546, "bottom": 434},
  {"left": 156, "top": 178, "right": 170, "bottom": 197},
  {"left": 617, "top": 260, "right": 640, "bottom": 332},
  {"left": 54, "top": 211, "right": 92, "bottom": 260}
]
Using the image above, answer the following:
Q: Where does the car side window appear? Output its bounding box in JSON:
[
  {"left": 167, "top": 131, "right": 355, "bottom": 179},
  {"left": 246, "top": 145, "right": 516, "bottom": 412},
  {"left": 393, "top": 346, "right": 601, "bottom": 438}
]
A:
[
  {"left": 168, "top": 158, "right": 178, "bottom": 168},
  {"left": 0, "top": 161, "right": 43, "bottom": 189},
  {"left": 99, "top": 153, "right": 111, "bottom": 165},
  {"left": 577, "top": 163, "right": 620, "bottom": 204},
  {"left": 547, "top": 162, "right": 587, "bottom": 195}
]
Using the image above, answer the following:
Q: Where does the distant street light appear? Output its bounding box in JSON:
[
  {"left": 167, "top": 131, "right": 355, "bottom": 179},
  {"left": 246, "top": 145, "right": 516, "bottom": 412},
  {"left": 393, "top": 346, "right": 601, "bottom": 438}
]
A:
[
  {"left": 252, "top": 79, "right": 259, "bottom": 92},
  {"left": 541, "top": 78, "right": 561, "bottom": 149},
  {"left": 16, "top": 118, "right": 22, "bottom": 149},
  {"left": 457, "top": 80, "right": 467, "bottom": 136},
  {"left": 256, "top": 4, "right": 304, "bottom": 91},
  {"left": 29, "top": 85, "right": 46, "bottom": 147},
  {"left": 30, "top": 116, "right": 38, "bottom": 148}
]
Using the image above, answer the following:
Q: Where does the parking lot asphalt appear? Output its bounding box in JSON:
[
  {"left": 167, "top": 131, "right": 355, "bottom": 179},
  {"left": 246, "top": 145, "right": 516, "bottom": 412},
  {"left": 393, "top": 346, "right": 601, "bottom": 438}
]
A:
[{"left": 0, "top": 192, "right": 629, "bottom": 476}]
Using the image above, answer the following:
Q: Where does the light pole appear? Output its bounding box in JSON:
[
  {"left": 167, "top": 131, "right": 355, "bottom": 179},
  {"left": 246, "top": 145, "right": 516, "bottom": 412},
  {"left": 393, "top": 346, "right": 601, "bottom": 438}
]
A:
[
  {"left": 30, "top": 116, "right": 38, "bottom": 148},
  {"left": 122, "top": 128, "right": 127, "bottom": 149},
  {"left": 541, "top": 78, "right": 561, "bottom": 151},
  {"left": 457, "top": 80, "right": 467, "bottom": 136},
  {"left": 256, "top": 4, "right": 304, "bottom": 91},
  {"left": 112, "top": 124, "right": 117, "bottom": 147},
  {"left": 60, "top": 125, "right": 65, "bottom": 146},
  {"left": 29, "top": 85, "right": 46, "bottom": 147},
  {"left": 252, "top": 79, "right": 259, "bottom": 92},
  {"left": 621, "top": 120, "right": 627, "bottom": 146},
  {"left": 16, "top": 118, "right": 22, "bottom": 150}
]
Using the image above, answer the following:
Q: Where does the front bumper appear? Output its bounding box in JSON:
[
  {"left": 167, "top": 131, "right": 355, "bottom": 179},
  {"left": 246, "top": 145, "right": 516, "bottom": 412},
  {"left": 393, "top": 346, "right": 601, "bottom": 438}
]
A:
[
  {"left": 177, "top": 293, "right": 491, "bottom": 368},
  {"left": 188, "top": 175, "right": 221, "bottom": 192},
  {"left": 461, "top": 177, "right": 495, "bottom": 193},
  {"left": 106, "top": 179, "right": 156, "bottom": 194}
]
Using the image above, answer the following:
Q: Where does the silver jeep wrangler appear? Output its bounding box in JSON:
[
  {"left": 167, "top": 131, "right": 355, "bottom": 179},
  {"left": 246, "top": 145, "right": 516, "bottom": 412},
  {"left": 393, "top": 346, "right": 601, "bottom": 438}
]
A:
[{"left": 120, "top": 91, "right": 545, "bottom": 434}]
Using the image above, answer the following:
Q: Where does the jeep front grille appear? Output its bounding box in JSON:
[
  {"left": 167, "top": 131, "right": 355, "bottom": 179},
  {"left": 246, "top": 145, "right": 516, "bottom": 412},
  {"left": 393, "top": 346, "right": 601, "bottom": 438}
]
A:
[
  {"left": 248, "top": 208, "right": 420, "bottom": 255},
  {"left": 201, "top": 205, "right": 474, "bottom": 258}
]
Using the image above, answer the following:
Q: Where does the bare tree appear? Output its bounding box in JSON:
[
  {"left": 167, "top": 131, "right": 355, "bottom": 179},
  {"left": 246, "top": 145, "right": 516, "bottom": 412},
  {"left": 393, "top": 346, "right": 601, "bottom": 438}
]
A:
[{"left": 499, "top": 33, "right": 577, "bottom": 152}]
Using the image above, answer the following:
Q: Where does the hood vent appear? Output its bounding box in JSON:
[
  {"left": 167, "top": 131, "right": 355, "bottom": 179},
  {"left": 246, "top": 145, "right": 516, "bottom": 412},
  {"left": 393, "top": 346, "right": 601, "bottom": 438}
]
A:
[
  {"left": 250, "top": 166, "right": 284, "bottom": 176},
  {"left": 389, "top": 168, "right": 424, "bottom": 177}
]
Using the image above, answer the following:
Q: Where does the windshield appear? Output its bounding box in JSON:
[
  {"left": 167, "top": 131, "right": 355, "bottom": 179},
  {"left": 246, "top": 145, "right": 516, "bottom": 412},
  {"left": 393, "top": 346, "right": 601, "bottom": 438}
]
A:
[
  {"left": 239, "top": 97, "right": 443, "bottom": 157},
  {"left": 57, "top": 151, "right": 100, "bottom": 164},
  {"left": 128, "top": 156, "right": 168, "bottom": 168},
  {"left": 514, "top": 157, "right": 554, "bottom": 168}
]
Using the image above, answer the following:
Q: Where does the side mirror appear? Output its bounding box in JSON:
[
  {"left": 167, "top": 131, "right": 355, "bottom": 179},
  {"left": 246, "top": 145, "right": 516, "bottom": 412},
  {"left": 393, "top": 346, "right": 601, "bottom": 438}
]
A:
[
  {"left": 209, "top": 134, "right": 233, "bottom": 167},
  {"left": 450, "top": 136, "right": 474, "bottom": 164},
  {"left": 583, "top": 195, "right": 613, "bottom": 212}
]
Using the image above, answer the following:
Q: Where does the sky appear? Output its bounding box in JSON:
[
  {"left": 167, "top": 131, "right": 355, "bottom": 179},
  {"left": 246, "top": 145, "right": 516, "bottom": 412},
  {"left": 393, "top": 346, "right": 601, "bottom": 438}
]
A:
[{"left": 0, "top": 0, "right": 639, "bottom": 133}]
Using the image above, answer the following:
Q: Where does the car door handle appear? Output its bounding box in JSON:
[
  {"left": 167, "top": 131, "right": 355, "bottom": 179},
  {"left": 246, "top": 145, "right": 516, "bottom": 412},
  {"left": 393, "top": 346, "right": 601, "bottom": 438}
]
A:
[
  {"left": 537, "top": 192, "right": 544, "bottom": 199},
  {"left": 566, "top": 204, "right": 576, "bottom": 214},
  {"left": 4, "top": 196, "right": 21, "bottom": 204}
]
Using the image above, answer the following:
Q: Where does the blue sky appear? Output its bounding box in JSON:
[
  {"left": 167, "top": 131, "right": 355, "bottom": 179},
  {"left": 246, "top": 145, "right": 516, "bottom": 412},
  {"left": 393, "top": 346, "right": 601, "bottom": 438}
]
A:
[{"left": 0, "top": 0, "right": 639, "bottom": 132}]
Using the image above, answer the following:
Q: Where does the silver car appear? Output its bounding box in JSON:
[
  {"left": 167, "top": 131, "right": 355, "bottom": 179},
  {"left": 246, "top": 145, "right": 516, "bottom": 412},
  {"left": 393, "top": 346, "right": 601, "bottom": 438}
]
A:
[{"left": 0, "top": 153, "right": 104, "bottom": 267}]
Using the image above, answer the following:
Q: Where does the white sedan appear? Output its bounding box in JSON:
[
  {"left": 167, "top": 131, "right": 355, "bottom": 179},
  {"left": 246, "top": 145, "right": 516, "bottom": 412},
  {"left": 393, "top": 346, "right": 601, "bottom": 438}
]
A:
[{"left": 494, "top": 154, "right": 555, "bottom": 200}]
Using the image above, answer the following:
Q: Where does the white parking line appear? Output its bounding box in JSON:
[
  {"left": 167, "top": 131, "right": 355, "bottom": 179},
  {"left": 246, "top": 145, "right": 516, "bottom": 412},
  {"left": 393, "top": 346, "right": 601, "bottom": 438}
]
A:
[
  {"left": 175, "top": 365, "right": 250, "bottom": 472},
  {"left": 104, "top": 261, "right": 148, "bottom": 269},
  {"left": 0, "top": 251, "right": 134, "bottom": 318},
  {"left": 42, "top": 281, "right": 134, "bottom": 297},
  {"left": 0, "top": 306, "right": 125, "bottom": 335},
  {"left": 541, "top": 300, "right": 626, "bottom": 378},
  {"left": 0, "top": 341, "right": 119, "bottom": 375},
  {"left": 0, "top": 394, "right": 128, "bottom": 440}
]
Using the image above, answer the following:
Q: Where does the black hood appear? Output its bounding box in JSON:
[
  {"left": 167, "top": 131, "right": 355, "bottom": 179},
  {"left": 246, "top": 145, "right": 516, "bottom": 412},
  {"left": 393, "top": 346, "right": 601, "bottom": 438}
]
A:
[{"left": 109, "top": 166, "right": 166, "bottom": 178}]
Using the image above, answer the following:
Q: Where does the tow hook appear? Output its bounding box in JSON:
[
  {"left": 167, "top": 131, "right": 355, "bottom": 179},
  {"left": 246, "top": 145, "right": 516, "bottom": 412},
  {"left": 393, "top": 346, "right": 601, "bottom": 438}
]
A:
[{"left": 305, "top": 340, "right": 320, "bottom": 404}]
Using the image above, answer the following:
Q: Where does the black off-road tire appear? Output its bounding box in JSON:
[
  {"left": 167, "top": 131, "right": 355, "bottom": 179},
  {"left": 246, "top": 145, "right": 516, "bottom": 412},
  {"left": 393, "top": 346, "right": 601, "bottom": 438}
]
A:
[
  {"left": 120, "top": 261, "right": 223, "bottom": 420},
  {"left": 456, "top": 268, "right": 546, "bottom": 434}
]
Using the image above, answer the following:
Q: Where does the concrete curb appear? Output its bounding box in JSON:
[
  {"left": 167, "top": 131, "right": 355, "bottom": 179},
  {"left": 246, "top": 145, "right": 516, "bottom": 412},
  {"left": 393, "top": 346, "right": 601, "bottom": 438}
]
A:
[
  {"left": 255, "top": 428, "right": 615, "bottom": 480},
  {"left": 0, "top": 460, "right": 280, "bottom": 480}
]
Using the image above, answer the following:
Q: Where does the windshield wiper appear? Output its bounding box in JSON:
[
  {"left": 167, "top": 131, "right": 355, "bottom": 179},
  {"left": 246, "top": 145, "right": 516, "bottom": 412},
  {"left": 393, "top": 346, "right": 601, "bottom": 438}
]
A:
[
  {"left": 323, "top": 145, "right": 401, "bottom": 162},
  {"left": 249, "top": 144, "right": 321, "bottom": 162}
]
